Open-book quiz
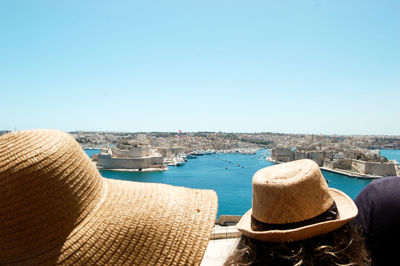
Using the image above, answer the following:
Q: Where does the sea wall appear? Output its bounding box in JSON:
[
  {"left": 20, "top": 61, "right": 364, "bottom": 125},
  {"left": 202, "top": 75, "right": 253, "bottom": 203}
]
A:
[
  {"left": 97, "top": 154, "right": 163, "bottom": 169},
  {"left": 352, "top": 159, "right": 396, "bottom": 176}
]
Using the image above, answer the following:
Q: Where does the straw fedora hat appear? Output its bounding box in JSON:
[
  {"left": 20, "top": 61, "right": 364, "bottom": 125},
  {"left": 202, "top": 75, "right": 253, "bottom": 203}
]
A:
[
  {"left": 0, "top": 129, "right": 218, "bottom": 265},
  {"left": 237, "top": 159, "right": 357, "bottom": 242}
]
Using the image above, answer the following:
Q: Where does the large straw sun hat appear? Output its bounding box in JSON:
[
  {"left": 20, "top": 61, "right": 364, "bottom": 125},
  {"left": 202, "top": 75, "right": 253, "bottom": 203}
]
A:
[
  {"left": 237, "top": 159, "right": 357, "bottom": 242},
  {"left": 0, "top": 129, "right": 218, "bottom": 265}
]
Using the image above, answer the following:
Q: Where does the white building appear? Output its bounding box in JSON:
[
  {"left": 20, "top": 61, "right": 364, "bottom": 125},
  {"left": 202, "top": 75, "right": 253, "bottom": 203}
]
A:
[{"left": 96, "top": 142, "right": 164, "bottom": 170}]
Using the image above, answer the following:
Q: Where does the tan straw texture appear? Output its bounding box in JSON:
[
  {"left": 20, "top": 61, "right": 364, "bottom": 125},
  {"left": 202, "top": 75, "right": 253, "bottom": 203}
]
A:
[
  {"left": 0, "top": 130, "right": 218, "bottom": 265},
  {"left": 237, "top": 159, "right": 358, "bottom": 242}
]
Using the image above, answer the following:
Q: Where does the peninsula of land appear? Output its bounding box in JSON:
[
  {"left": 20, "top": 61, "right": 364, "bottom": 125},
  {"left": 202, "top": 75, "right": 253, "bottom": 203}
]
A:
[{"left": 69, "top": 131, "right": 400, "bottom": 177}]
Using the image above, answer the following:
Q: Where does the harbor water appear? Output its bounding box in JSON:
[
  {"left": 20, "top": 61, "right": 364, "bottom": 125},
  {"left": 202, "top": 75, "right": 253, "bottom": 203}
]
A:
[
  {"left": 83, "top": 149, "right": 400, "bottom": 217},
  {"left": 380, "top": 149, "right": 400, "bottom": 163}
]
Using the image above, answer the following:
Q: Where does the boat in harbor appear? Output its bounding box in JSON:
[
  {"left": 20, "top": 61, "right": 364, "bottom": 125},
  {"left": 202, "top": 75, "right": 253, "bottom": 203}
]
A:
[
  {"left": 191, "top": 150, "right": 216, "bottom": 156},
  {"left": 186, "top": 154, "right": 197, "bottom": 159},
  {"left": 175, "top": 157, "right": 186, "bottom": 166},
  {"left": 166, "top": 157, "right": 186, "bottom": 166},
  {"left": 266, "top": 155, "right": 274, "bottom": 162},
  {"left": 92, "top": 148, "right": 375, "bottom": 216},
  {"left": 178, "top": 153, "right": 187, "bottom": 162}
]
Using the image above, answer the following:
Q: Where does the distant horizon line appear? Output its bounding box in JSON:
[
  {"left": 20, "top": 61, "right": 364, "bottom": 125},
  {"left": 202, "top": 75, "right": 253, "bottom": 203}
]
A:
[
  {"left": 66, "top": 130, "right": 400, "bottom": 137},
  {"left": 2, "top": 129, "right": 399, "bottom": 137}
]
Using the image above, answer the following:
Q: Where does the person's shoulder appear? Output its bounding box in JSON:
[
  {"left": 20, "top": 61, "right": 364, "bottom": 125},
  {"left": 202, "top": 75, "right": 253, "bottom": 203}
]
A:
[
  {"left": 354, "top": 176, "right": 400, "bottom": 229},
  {"left": 356, "top": 176, "right": 400, "bottom": 200},
  {"left": 370, "top": 176, "right": 400, "bottom": 186}
]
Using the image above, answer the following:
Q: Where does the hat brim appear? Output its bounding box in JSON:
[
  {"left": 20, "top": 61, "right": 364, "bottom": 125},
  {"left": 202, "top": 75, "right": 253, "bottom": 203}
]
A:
[
  {"left": 13, "top": 178, "right": 218, "bottom": 265},
  {"left": 237, "top": 188, "right": 357, "bottom": 242}
]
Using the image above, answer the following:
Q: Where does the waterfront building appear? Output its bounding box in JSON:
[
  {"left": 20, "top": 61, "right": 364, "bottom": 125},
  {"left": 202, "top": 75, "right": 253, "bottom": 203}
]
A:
[
  {"left": 272, "top": 146, "right": 398, "bottom": 177},
  {"left": 323, "top": 159, "right": 397, "bottom": 177},
  {"left": 271, "top": 147, "right": 292, "bottom": 162},
  {"left": 96, "top": 141, "right": 164, "bottom": 170}
]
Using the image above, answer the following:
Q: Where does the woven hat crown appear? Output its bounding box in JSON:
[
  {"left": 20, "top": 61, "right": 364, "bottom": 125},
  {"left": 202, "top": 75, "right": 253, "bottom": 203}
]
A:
[
  {"left": 0, "top": 130, "right": 104, "bottom": 259},
  {"left": 252, "top": 159, "right": 333, "bottom": 224}
]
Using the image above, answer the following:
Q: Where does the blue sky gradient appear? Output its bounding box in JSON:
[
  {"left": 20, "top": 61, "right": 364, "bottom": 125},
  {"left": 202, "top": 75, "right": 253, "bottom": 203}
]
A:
[{"left": 1, "top": 0, "right": 399, "bottom": 134}]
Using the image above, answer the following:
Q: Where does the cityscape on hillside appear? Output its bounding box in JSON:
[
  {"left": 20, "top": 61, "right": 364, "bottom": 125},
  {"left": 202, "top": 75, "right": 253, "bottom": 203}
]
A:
[
  {"left": 68, "top": 131, "right": 400, "bottom": 151},
  {"left": 2, "top": 130, "right": 398, "bottom": 177},
  {"left": 66, "top": 131, "right": 400, "bottom": 177}
]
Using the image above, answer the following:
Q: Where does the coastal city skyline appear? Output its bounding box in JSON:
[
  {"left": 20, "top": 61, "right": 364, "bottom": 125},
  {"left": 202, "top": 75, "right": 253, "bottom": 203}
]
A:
[
  {"left": 1, "top": 1, "right": 399, "bottom": 135},
  {"left": 72, "top": 130, "right": 400, "bottom": 178}
]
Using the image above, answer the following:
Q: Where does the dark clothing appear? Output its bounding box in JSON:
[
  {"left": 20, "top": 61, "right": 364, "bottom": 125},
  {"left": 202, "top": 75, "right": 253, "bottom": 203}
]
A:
[{"left": 353, "top": 176, "right": 400, "bottom": 266}]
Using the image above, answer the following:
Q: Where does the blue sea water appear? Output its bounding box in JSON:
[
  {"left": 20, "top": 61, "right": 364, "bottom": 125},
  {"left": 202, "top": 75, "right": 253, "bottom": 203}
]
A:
[
  {"left": 85, "top": 149, "right": 101, "bottom": 158},
  {"left": 380, "top": 149, "right": 400, "bottom": 162},
  {"left": 85, "top": 149, "right": 378, "bottom": 217}
]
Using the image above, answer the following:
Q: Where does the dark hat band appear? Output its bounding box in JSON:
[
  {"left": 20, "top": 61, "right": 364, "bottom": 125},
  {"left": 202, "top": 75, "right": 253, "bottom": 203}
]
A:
[{"left": 251, "top": 202, "right": 339, "bottom": 231}]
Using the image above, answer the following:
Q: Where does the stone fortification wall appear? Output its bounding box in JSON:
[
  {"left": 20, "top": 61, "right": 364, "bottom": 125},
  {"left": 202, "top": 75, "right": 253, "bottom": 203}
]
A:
[
  {"left": 324, "top": 159, "right": 347, "bottom": 169},
  {"left": 352, "top": 160, "right": 396, "bottom": 176},
  {"left": 97, "top": 154, "right": 163, "bottom": 169},
  {"left": 337, "top": 159, "right": 353, "bottom": 170},
  {"left": 323, "top": 160, "right": 336, "bottom": 168},
  {"left": 111, "top": 147, "right": 152, "bottom": 158}
]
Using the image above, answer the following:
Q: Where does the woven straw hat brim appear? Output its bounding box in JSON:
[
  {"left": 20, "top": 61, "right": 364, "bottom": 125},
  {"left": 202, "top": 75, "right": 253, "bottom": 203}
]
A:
[
  {"left": 0, "top": 129, "right": 218, "bottom": 265},
  {"left": 8, "top": 178, "right": 218, "bottom": 265},
  {"left": 237, "top": 188, "right": 357, "bottom": 242}
]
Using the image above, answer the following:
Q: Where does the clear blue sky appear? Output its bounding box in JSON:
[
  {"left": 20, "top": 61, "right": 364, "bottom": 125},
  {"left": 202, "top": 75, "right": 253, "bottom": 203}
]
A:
[{"left": 1, "top": 0, "right": 399, "bottom": 135}]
